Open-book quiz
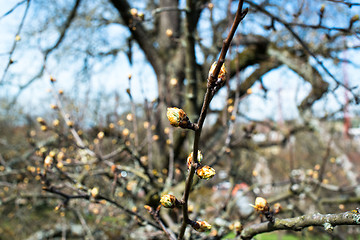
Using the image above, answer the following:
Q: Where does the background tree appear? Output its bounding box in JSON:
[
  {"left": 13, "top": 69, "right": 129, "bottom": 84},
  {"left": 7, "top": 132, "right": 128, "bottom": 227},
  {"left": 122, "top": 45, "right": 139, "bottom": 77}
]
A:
[{"left": 0, "top": 0, "right": 360, "bottom": 239}]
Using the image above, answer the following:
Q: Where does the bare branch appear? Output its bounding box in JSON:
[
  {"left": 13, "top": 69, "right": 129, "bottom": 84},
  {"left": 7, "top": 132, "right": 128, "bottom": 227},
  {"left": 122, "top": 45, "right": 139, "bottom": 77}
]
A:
[{"left": 241, "top": 212, "right": 360, "bottom": 239}]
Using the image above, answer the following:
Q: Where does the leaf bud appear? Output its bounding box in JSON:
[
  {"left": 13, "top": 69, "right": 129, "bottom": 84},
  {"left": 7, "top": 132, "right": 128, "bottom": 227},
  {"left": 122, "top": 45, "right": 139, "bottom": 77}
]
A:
[
  {"left": 250, "top": 197, "right": 269, "bottom": 212},
  {"left": 196, "top": 165, "right": 216, "bottom": 180},
  {"left": 166, "top": 107, "right": 190, "bottom": 128},
  {"left": 160, "top": 194, "right": 178, "bottom": 208},
  {"left": 208, "top": 61, "right": 227, "bottom": 83},
  {"left": 192, "top": 220, "right": 212, "bottom": 232},
  {"left": 351, "top": 14, "right": 359, "bottom": 23},
  {"left": 90, "top": 187, "right": 99, "bottom": 198},
  {"left": 187, "top": 150, "right": 203, "bottom": 170}
]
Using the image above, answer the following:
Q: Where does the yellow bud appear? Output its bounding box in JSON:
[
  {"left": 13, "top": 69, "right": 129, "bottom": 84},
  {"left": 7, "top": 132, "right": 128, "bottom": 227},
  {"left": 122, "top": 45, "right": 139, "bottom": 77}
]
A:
[
  {"left": 187, "top": 151, "right": 203, "bottom": 170},
  {"left": 160, "top": 194, "right": 177, "bottom": 208},
  {"left": 53, "top": 119, "right": 60, "bottom": 127},
  {"left": 166, "top": 107, "right": 189, "bottom": 128},
  {"left": 15, "top": 35, "right": 21, "bottom": 41},
  {"left": 97, "top": 131, "right": 105, "bottom": 139},
  {"left": 144, "top": 205, "right": 152, "bottom": 211},
  {"left": 66, "top": 120, "right": 74, "bottom": 127},
  {"left": 351, "top": 14, "right": 359, "bottom": 23},
  {"left": 57, "top": 161, "right": 64, "bottom": 169},
  {"left": 90, "top": 187, "right": 99, "bottom": 197},
  {"left": 208, "top": 3, "right": 214, "bottom": 10},
  {"left": 130, "top": 8, "right": 138, "bottom": 16},
  {"left": 49, "top": 151, "right": 56, "bottom": 158},
  {"left": 44, "top": 156, "right": 53, "bottom": 168},
  {"left": 320, "top": 4, "right": 325, "bottom": 14},
  {"left": 166, "top": 29, "right": 173, "bottom": 37},
  {"left": 170, "top": 78, "right": 178, "bottom": 86},
  {"left": 208, "top": 61, "right": 227, "bottom": 82},
  {"left": 250, "top": 197, "right": 269, "bottom": 212},
  {"left": 126, "top": 113, "right": 133, "bottom": 121},
  {"left": 273, "top": 203, "right": 282, "bottom": 214},
  {"left": 196, "top": 165, "right": 215, "bottom": 180},
  {"left": 193, "top": 220, "right": 212, "bottom": 232},
  {"left": 37, "top": 117, "right": 46, "bottom": 125},
  {"left": 122, "top": 128, "right": 130, "bottom": 136}
]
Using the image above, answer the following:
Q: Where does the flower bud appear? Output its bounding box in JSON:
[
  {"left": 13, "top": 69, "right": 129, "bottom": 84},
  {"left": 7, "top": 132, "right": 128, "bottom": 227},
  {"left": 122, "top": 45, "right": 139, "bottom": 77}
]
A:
[
  {"left": 193, "top": 220, "right": 212, "bottom": 232},
  {"left": 351, "top": 14, "right": 359, "bottom": 23},
  {"left": 273, "top": 202, "right": 282, "bottom": 214},
  {"left": 53, "top": 119, "right": 60, "bottom": 127},
  {"left": 44, "top": 156, "right": 53, "bottom": 168},
  {"left": 160, "top": 194, "right": 178, "bottom": 208},
  {"left": 187, "top": 150, "right": 203, "bottom": 170},
  {"left": 208, "top": 61, "right": 227, "bottom": 83},
  {"left": 130, "top": 8, "right": 138, "bottom": 16},
  {"left": 166, "top": 107, "right": 190, "bottom": 128},
  {"left": 97, "top": 131, "right": 105, "bottom": 140},
  {"left": 90, "top": 187, "right": 99, "bottom": 198},
  {"left": 37, "top": 117, "right": 46, "bottom": 125},
  {"left": 349, "top": 14, "right": 359, "bottom": 28},
  {"left": 208, "top": 3, "right": 214, "bottom": 11},
  {"left": 144, "top": 205, "right": 152, "bottom": 212},
  {"left": 66, "top": 120, "right": 74, "bottom": 127},
  {"left": 196, "top": 165, "right": 216, "bottom": 180},
  {"left": 166, "top": 29, "right": 173, "bottom": 37},
  {"left": 250, "top": 197, "right": 269, "bottom": 212}
]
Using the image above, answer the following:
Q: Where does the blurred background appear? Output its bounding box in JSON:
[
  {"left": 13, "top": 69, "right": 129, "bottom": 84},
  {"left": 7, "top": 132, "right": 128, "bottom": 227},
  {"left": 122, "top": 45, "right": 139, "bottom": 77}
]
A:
[{"left": 0, "top": 0, "right": 360, "bottom": 239}]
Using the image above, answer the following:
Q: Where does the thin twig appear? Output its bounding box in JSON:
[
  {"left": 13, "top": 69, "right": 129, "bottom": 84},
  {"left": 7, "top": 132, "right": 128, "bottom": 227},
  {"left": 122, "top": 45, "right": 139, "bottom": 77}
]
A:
[
  {"left": 177, "top": 1, "right": 247, "bottom": 239},
  {"left": 0, "top": 0, "right": 30, "bottom": 84},
  {"left": 244, "top": 0, "right": 359, "bottom": 101}
]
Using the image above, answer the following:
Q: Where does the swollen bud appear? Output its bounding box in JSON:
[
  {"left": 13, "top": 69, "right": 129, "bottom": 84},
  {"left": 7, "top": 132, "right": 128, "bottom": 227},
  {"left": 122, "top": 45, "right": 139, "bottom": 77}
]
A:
[
  {"left": 351, "top": 14, "right": 359, "bottom": 23},
  {"left": 160, "top": 194, "right": 178, "bottom": 208},
  {"left": 349, "top": 14, "right": 359, "bottom": 28},
  {"left": 196, "top": 165, "right": 216, "bottom": 180},
  {"left": 192, "top": 220, "right": 212, "bottom": 232},
  {"left": 208, "top": 61, "right": 227, "bottom": 83},
  {"left": 187, "top": 150, "right": 203, "bottom": 170},
  {"left": 166, "top": 107, "right": 191, "bottom": 128},
  {"left": 90, "top": 187, "right": 99, "bottom": 198},
  {"left": 250, "top": 197, "right": 269, "bottom": 212}
]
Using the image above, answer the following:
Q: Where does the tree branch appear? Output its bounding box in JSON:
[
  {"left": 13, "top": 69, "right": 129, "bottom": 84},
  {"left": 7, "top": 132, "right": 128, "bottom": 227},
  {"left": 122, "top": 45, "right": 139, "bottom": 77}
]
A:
[
  {"left": 241, "top": 212, "right": 360, "bottom": 239},
  {"left": 109, "top": 0, "right": 163, "bottom": 77},
  {"left": 177, "top": 1, "right": 247, "bottom": 239}
]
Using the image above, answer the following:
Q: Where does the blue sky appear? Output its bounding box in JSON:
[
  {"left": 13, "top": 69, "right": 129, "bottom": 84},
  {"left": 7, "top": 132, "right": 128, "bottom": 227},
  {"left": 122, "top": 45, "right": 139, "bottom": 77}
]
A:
[{"left": 0, "top": 0, "right": 359, "bottom": 124}]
